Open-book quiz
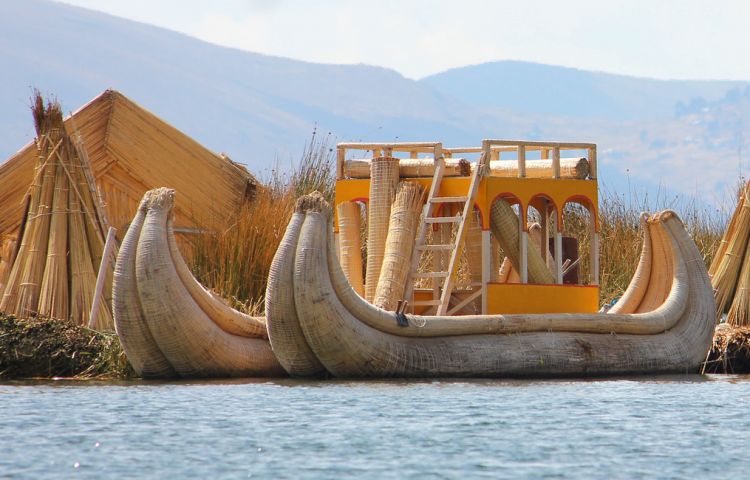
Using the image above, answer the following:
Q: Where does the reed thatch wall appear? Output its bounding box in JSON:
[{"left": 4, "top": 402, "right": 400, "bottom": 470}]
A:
[{"left": 0, "top": 90, "right": 256, "bottom": 243}]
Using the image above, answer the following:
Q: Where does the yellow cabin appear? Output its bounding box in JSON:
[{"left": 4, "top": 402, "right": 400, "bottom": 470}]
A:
[{"left": 333, "top": 140, "right": 600, "bottom": 316}]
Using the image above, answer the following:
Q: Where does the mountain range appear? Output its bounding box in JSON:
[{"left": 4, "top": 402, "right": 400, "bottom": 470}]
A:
[{"left": 1, "top": 0, "right": 748, "bottom": 202}]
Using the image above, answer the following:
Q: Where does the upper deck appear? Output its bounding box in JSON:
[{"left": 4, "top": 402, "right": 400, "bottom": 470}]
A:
[{"left": 333, "top": 140, "right": 601, "bottom": 315}]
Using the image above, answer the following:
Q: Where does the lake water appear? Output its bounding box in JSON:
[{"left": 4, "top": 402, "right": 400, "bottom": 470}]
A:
[{"left": 1, "top": 375, "right": 748, "bottom": 479}]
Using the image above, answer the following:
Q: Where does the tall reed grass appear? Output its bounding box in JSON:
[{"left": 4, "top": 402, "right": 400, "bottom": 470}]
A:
[
  {"left": 189, "top": 145, "right": 727, "bottom": 312},
  {"left": 596, "top": 185, "right": 725, "bottom": 305},
  {"left": 189, "top": 133, "right": 335, "bottom": 314}
]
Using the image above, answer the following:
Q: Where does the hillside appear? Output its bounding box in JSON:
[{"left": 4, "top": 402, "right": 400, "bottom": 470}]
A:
[
  {"left": 0, "top": 0, "right": 748, "bottom": 200},
  {"left": 421, "top": 61, "right": 745, "bottom": 121}
]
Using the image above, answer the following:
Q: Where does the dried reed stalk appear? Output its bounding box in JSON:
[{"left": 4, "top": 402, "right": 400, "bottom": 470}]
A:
[
  {"left": 374, "top": 182, "right": 423, "bottom": 310},
  {"left": 337, "top": 201, "right": 364, "bottom": 296},
  {"left": 710, "top": 183, "right": 750, "bottom": 318},
  {"left": 728, "top": 250, "right": 750, "bottom": 326},
  {"left": 0, "top": 116, "right": 58, "bottom": 315},
  {"left": 0, "top": 94, "right": 113, "bottom": 328},
  {"left": 365, "top": 157, "right": 400, "bottom": 301},
  {"left": 38, "top": 156, "right": 69, "bottom": 320},
  {"left": 0, "top": 236, "right": 16, "bottom": 296}
]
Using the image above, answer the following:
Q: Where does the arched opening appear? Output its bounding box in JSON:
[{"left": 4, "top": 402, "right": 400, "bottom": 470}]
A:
[
  {"left": 561, "top": 197, "right": 597, "bottom": 285},
  {"left": 489, "top": 194, "right": 525, "bottom": 284}
]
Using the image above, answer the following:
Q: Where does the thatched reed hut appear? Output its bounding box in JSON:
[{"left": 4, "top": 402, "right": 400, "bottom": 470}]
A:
[{"left": 0, "top": 89, "right": 256, "bottom": 243}]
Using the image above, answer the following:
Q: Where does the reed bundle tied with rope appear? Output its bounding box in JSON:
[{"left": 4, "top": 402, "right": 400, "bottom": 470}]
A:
[
  {"left": 365, "top": 157, "right": 400, "bottom": 301},
  {"left": 343, "top": 158, "right": 589, "bottom": 179},
  {"left": 373, "top": 181, "right": 424, "bottom": 310},
  {"left": 709, "top": 183, "right": 750, "bottom": 322},
  {"left": 0, "top": 94, "right": 113, "bottom": 329},
  {"left": 490, "top": 199, "right": 555, "bottom": 285},
  {"left": 337, "top": 201, "right": 364, "bottom": 296}
]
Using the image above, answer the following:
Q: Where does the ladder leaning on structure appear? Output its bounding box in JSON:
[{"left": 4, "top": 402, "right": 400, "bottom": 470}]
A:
[{"left": 404, "top": 145, "right": 489, "bottom": 315}]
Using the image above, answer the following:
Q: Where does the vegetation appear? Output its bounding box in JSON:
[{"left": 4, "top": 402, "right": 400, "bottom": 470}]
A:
[
  {"left": 189, "top": 133, "right": 335, "bottom": 314},
  {"left": 0, "top": 313, "right": 133, "bottom": 379}
]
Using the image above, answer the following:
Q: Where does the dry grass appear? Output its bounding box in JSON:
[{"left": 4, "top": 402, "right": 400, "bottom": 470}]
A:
[
  {"left": 702, "top": 324, "right": 750, "bottom": 374},
  {"left": 189, "top": 133, "right": 335, "bottom": 314},
  {"left": 596, "top": 185, "right": 725, "bottom": 306}
]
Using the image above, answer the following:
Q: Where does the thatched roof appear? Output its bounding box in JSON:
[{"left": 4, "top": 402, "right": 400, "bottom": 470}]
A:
[{"left": 0, "top": 90, "right": 257, "bottom": 237}]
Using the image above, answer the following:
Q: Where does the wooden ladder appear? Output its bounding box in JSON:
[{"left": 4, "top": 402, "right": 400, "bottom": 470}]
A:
[{"left": 404, "top": 151, "right": 488, "bottom": 315}]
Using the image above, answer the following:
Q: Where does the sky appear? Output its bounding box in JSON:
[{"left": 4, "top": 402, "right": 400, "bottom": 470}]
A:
[{"left": 59, "top": 0, "right": 750, "bottom": 81}]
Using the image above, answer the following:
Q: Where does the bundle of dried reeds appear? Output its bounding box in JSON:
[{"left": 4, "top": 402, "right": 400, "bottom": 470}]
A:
[
  {"left": 490, "top": 199, "right": 555, "bottom": 284},
  {"left": 0, "top": 94, "right": 113, "bottom": 328},
  {"left": 710, "top": 183, "right": 750, "bottom": 321},
  {"left": 337, "top": 202, "right": 364, "bottom": 296},
  {"left": 365, "top": 157, "right": 400, "bottom": 301},
  {"left": 374, "top": 182, "right": 423, "bottom": 310},
  {"left": 0, "top": 236, "right": 17, "bottom": 298},
  {"left": 343, "top": 158, "right": 588, "bottom": 179}
]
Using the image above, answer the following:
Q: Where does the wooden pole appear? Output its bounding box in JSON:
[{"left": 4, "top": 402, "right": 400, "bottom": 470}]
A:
[{"left": 88, "top": 227, "right": 117, "bottom": 329}]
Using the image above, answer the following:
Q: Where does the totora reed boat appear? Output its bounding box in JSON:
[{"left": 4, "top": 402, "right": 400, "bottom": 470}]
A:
[
  {"left": 113, "top": 139, "right": 715, "bottom": 379},
  {"left": 265, "top": 192, "right": 714, "bottom": 378}
]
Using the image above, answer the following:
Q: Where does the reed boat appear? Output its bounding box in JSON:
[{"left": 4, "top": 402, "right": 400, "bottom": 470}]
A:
[
  {"left": 112, "top": 188, "right": 284, "bottom": 378},
  {"left": 266, "top": 193, "right": 714, "bottom": 378},
  {"left": 265, "top": 140, "right": 716, "bottom": 378}
]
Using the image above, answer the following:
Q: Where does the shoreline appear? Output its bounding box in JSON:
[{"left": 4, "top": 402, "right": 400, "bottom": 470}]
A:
[{"left": 2, "top": 315, "right": 747, "bottom": 380}]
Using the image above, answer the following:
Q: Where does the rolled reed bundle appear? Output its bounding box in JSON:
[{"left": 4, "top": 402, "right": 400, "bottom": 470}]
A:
[
  {"left": 337, "top": 201, "right": 364, "bottom": 296},
  {"left": 498, "top": 257, "right": 521, "bottom": 283},
  {"left": 727, "top": 250, "right": 750, "bottom": 326},
  {"left": 528, "top": 222, "right": 555, "bottom": 273},
  {"left": 710, "top": 184, "right": 750, "bottom": 318},
  {"left": 374, "top": 182, "right": 423, "bottom": 310},
  {"left": 466, "top": 209, "right": 483, "bottom": 287},
  {"left": 0, "top": 94, "right": 113, "bottom": 328},
  {"left": 344, "top": 158, "right": 588, "bottom": 179},
  {"left": 346, "top": 158, "right": 471, "bottom": 178},
  {"left": 38, "top": 158, "right": 69, "bottom": 320},
  {"left": 0, "top": 236, "right": 17, "bottom": 295},
  {"left": 709, "top": 189, "right": 744, "bottom": 278},
  {"left": 490, "top": 200, "right": 555, "bottom": 284},
  {"left": 489, "top": 158, "right": 589, "bottom": 179},
  {"left": 365, "top": 157, "right": 400, "bottom": 301},
  {"left": 0, "top": 111, "right": 58, "bottom": 315}
]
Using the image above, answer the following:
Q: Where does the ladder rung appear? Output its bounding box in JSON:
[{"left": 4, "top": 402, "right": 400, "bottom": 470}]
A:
[
  {"left": 418, "top": 244, "right": 454, "bottom": 251},
  {"left": 430, "top": 196, "right": 468, "bottom": 203},
  {"left": 414, "top": 271, "right": 449, "bottom": 278},
  {"left": 411, "top": 299, "right": 442, "bottom": 306},
  {"left": 425, "top": 216, "right": 462, "bottom": 224}
]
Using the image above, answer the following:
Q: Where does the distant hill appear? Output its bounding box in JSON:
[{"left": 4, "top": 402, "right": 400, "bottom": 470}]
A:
[
  {"left": 1, "top": 0, "right": 748, "bottom": 201},
  {"left": 420, "top": 61, "right": 745, "bottom": 121}
]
